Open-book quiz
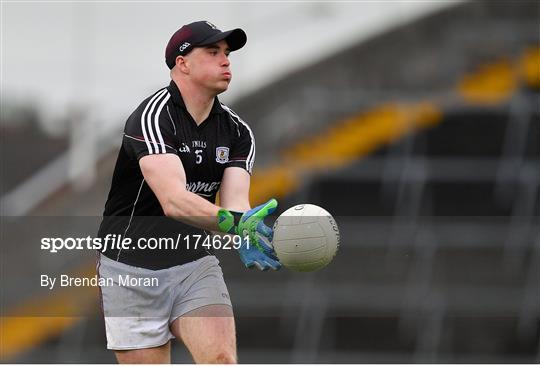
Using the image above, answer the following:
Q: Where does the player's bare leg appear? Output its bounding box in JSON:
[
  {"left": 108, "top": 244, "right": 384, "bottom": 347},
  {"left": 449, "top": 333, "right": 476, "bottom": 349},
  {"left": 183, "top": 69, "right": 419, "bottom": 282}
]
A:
[
  {"left": 114, "top": 341, "right": 171, "bottom": 364},
  {"left": 170, "top": 304, "right": 237, "bottom": 364}
]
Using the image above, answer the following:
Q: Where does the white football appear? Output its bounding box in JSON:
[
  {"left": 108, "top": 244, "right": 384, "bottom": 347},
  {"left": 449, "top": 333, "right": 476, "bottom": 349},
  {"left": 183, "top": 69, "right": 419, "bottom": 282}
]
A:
[{"left": 272, "top": 204, "right": 340, "bottom": 272}]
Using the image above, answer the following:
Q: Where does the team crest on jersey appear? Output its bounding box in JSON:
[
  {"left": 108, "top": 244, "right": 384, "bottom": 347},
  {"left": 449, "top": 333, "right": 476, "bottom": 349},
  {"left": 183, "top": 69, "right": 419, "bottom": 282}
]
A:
[{"left": 215, "top": 147, "right": 229, "bottom": 164}]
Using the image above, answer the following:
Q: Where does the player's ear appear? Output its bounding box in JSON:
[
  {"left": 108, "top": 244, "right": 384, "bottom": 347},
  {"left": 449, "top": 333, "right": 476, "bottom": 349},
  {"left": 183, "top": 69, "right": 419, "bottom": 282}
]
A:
[{"left": 176, "top": 55, "right": 189, "bottom": 74}]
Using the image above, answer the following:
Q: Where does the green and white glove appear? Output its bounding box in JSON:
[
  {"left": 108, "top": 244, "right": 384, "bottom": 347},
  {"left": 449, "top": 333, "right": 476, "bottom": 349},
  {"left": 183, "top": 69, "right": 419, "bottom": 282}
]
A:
[
  {"left": 217, "top": 199, "right": 277, "bottom": 250},
  {"left": 217, "top": 199, "right": 281, "bottom": 270}
]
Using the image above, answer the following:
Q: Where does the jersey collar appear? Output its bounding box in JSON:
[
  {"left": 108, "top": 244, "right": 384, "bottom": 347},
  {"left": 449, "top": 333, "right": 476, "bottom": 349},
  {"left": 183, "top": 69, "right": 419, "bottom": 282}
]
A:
[{"left": 168, "top": 80, "right": 225, "bottom": 115}]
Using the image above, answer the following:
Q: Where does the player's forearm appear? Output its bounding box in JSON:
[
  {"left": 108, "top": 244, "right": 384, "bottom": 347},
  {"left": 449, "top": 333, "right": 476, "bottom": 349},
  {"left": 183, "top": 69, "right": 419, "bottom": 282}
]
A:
[
  {"left": 220, "top": 201, "right": 250, "bottom": 212},
  {"left": 162, "top": 190, "right": 221, "bottom": 232}
]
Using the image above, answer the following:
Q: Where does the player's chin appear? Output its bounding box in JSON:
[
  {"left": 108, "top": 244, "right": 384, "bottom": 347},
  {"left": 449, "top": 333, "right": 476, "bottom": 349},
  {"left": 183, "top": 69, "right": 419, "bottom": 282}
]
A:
[{"left": 214, "top": 80, "right": 231, "bottom": 94}]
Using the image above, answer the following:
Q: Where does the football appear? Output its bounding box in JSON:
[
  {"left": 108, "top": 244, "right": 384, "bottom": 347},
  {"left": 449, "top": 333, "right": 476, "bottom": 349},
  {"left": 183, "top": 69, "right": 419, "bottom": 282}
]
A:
[{"left": 272, "top": 204, "right": 340, "bottom": 272}]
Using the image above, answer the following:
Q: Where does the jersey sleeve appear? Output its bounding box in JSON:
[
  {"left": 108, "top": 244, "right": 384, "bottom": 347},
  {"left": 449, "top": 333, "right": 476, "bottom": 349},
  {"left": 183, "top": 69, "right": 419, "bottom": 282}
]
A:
[
  {"left": 225, "top": 117, "right": 256, "bottom": 175},
  {"left": 123, "top": 89, "right": 178, "bottom": 160}
]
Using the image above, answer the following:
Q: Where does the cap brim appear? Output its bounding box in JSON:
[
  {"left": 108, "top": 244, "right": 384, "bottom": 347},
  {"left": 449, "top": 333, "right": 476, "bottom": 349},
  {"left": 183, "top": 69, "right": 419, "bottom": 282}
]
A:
[{"left": 198, "top": 28, "right": 247, "bottom": 51}]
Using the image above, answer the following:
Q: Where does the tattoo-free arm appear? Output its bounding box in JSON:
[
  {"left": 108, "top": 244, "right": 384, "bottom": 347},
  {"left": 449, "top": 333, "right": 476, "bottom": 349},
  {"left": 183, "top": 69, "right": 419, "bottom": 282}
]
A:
[
  {"left": 139, "top": 154, "right": 221, "bottom": 231},
  {"left": 219, "top": 167, "right": 251, "bottom": 212}
]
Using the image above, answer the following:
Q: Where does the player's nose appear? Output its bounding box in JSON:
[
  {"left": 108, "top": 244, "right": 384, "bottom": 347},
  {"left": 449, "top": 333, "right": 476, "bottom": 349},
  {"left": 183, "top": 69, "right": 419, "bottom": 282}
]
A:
[{"left": 221, "top": 53, "right": 230, "bottom": 67}]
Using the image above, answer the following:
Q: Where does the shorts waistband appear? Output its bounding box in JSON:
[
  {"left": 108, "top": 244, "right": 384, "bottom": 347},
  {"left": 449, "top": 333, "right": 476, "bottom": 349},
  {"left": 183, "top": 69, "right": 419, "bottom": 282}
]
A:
[{"left": 99, "top": 250, "right": 210, "bottom": 271}]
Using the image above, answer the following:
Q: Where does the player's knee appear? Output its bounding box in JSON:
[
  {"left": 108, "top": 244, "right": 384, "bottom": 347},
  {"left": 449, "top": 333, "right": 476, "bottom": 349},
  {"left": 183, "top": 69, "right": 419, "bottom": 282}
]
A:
[{"left": 209, "top": 349, "right": 236, "bottom": 364}]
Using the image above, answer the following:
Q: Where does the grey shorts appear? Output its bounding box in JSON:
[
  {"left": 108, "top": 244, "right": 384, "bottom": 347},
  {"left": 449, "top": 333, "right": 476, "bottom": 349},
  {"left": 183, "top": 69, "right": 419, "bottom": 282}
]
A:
[{"left": 97, "top": 254, "right": 232, "bottom": 350}]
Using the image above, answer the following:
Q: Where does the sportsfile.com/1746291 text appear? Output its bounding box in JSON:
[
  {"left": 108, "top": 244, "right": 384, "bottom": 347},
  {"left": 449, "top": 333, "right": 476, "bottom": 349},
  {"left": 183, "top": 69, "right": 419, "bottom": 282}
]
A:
[{"left": 40, "top": 234, "right": 248, "bottom": 253}]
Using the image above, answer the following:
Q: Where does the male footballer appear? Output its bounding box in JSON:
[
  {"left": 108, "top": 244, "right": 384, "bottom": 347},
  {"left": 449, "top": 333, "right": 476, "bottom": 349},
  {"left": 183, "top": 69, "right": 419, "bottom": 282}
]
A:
[{"left": 97, "top": 21, "right": 280, "bottom": 364}]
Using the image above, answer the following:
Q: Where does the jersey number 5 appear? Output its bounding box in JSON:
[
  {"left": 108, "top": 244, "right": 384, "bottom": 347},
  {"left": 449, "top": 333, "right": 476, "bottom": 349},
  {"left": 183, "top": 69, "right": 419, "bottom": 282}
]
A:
[{"left": 195, "top": 149, "right": 203, "bottom": 164}]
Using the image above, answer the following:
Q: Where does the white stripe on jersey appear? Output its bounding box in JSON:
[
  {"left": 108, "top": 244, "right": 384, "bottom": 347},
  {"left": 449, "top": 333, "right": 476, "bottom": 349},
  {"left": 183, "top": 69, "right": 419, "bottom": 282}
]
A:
[
  {"left": 145, "top": 90, "right": 168, "bottom": 154},
  {"left": 220, "top": 103, "right": 255, "bottom": 173},
  {"left": 140, "top": 89, "right": 167, "bottom": 154},
  {"left": 154, "top": 93, "right": 171, "bottom": 154}
]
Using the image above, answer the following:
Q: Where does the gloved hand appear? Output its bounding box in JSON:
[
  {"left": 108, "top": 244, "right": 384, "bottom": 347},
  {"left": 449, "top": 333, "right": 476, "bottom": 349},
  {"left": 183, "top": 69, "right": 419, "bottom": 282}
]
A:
[
  {"left": 237, "top": 235, "right": 281, "bottom": 271},
  {"left": 217, "top": 199, "right": 282, "bottom": 271},
  {"left": 217, "top": 199, "right": 277, "bottom": 251}
]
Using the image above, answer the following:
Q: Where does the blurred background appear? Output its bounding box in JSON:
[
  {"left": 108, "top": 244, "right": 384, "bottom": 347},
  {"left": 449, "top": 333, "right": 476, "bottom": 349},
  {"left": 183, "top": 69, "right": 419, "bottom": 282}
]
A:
[{"left": 1, "top": 0, "right": 539, "bottom": 363}]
